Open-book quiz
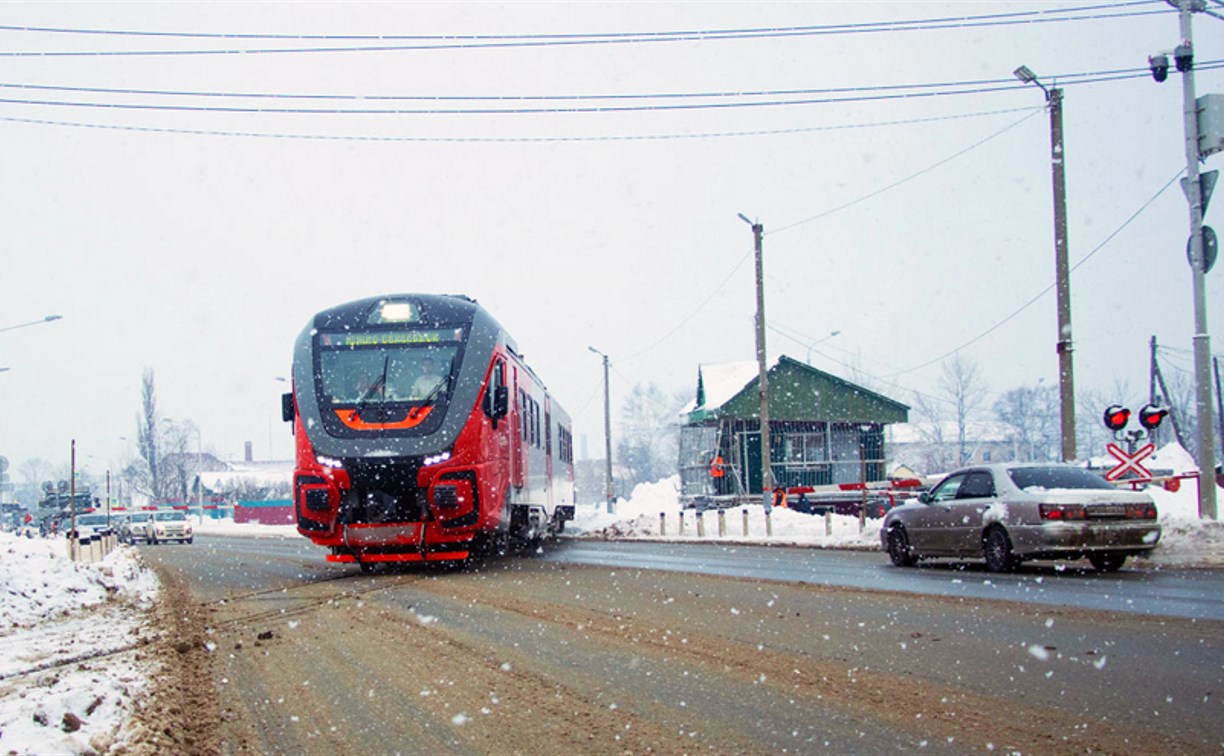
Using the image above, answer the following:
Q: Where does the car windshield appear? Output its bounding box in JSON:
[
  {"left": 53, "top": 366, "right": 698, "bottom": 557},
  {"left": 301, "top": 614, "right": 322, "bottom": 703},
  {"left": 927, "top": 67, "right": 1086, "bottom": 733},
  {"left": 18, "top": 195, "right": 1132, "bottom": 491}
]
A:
[
  {"left": 76, "top": 515, "right": 109, "bottom": 526},
  {"left": 1008, "top": 467, "right": 1116, "bottom": 491},
  {"left": 154, "top": 512, "right": 188, "bottom": 522}
]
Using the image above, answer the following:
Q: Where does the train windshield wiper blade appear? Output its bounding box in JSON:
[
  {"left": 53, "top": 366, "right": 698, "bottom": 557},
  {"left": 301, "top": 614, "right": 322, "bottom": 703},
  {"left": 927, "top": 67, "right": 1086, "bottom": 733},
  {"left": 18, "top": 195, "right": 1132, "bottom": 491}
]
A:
[
  {"left": 416, "top": 375, "right": 448, "bottom": 408},
  {"left": 350, "top": 355, "right": 389, "bottom": 417}
]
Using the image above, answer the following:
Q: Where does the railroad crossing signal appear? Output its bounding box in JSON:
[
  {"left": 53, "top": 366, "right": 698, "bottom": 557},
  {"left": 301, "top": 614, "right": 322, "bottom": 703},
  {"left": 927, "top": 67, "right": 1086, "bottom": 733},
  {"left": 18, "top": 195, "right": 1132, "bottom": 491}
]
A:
[
  {"left": 1103, "top": 405, "right": 1131, "bottom": 432},
  {"left": 1138, "top": 405, "right": 1169, "bottom": 430},
  {"left": 1105, "top": 442, "right": 1155, "bottom": 482}
]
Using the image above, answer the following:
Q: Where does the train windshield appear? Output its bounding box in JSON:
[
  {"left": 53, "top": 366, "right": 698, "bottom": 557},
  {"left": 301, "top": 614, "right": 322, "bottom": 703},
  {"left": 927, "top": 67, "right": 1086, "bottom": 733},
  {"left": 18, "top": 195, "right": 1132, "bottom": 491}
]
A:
[{"left": 316, "top": 327, "right": 464, "bottom": 407}]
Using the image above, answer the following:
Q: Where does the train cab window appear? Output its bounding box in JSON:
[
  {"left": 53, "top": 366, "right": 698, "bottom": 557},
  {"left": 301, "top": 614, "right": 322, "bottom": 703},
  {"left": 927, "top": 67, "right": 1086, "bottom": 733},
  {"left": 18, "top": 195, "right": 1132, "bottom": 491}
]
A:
[{"left": 482, "top": 360, "right": 508, "bottom": 424}]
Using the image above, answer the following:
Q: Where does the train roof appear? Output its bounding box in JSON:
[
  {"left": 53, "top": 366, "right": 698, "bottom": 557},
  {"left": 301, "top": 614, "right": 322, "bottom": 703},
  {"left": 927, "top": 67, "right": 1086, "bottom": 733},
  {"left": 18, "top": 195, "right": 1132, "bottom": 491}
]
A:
[{"left": 311, "top": 293, "right": 481, "bottom": 331}]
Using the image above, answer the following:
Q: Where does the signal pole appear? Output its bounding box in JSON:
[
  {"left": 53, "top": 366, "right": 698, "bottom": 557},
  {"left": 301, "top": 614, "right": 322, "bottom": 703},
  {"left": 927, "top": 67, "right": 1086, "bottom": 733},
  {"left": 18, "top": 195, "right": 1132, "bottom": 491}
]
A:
[{"left": 1174, "top": 0, "right": 1218, "bottom": 518}]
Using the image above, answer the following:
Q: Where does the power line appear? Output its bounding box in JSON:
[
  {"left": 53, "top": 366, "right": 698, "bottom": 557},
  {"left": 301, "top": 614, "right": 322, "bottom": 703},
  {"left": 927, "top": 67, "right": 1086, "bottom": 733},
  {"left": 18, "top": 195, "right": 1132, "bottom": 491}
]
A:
[
  {"left": 2, "top": 61, "right": 1214, "bottom": 116},
  {"left": 0, "top": 3, "right": 1169, "bottom": 58},
  {"left": 0, "top": 105, "right": 1041, "bottom": 143},
  {"left": 888, "top": 167, "right": 1185, "bottom": 379},
  {"left": 0, "top": 63, "right": 1184, "bottom": 103},
  {"left": 771, "top": 109, "right": 1041, "bottom": 235}
]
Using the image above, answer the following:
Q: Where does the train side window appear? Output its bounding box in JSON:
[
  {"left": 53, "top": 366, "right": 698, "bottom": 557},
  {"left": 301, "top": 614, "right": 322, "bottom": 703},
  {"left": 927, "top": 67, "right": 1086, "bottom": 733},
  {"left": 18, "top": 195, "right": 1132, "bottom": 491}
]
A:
[
  {"left": 482, "top": 360, "right": 508, "bottom": 426},
  {"left": 531, "top": 399, "right": 540, "bottom": 447},
  {"left": 519, "top": 390, "right": 528, "bottom": 441},
  {"left": 545, "top": 410, "right": 552, "bottom": 456}
]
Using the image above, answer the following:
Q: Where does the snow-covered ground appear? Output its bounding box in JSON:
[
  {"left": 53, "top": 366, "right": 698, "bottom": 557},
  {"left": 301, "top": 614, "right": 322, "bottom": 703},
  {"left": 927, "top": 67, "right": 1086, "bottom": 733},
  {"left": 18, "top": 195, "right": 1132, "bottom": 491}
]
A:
[
  {"left": 0, "top": 535, "right": 158, "bottom": 755},
  {"left": 2, "top": 442, "right": 1221, "bottom": 753}
]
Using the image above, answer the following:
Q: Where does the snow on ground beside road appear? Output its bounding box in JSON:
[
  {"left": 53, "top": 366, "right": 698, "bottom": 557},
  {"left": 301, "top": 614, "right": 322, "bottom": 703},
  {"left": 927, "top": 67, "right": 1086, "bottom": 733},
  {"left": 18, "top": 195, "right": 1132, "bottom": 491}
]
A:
[{"left": 0, "top": 533, "right": 159, "bottom": 755}]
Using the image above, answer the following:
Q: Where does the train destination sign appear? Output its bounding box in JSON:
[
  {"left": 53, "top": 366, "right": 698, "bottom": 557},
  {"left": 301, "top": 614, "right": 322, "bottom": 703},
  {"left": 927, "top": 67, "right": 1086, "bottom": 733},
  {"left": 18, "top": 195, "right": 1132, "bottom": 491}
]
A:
[{"left": 319, "top": 328, "right": 464, "bottom": 349}]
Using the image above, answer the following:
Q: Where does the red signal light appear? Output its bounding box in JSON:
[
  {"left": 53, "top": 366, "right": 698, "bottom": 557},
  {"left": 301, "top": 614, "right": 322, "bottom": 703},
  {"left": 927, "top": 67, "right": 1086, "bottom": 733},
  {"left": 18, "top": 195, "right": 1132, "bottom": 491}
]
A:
[
  {"left": 1103, "top": 405, "right": 1131, "bottom": 432},
  {"left": 1138, "top": 404, "right": 1168, "bottom": 430}
]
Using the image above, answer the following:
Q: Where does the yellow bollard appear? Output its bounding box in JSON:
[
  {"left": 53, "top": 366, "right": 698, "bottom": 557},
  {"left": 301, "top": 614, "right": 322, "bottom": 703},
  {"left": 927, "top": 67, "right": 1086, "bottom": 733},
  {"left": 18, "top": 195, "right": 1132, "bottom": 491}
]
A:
[
  {"left": 696, "top": 510, "right": 705, "bottom": 538},
  {"left": 765, "top": 510, "right": 772, "bottom": 538},
  {"left": 659, "top": 512, "right": 666, "bottom": 536},
  {"left": 825, "top": 511, "right": 833, "bottom": 536},
  {"left": 742, "top": 509, "right": 749, "bottom": 537},
  {"left": 717, "top": 509, "right": 726, "bottom": 537},
  {"left": 679, "top": 511, "right": 685, "bottom": 534}
]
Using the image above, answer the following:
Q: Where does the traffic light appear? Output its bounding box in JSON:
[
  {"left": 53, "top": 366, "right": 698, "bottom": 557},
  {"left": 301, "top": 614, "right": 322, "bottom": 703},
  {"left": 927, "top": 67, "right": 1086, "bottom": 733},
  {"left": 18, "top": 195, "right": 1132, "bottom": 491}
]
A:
[
  {"left": 1139, "top": 404, "right": 1169, "bottom": 430},
  {"left": 1103, "top": 405, "right": 1131, "bottom": 432}
]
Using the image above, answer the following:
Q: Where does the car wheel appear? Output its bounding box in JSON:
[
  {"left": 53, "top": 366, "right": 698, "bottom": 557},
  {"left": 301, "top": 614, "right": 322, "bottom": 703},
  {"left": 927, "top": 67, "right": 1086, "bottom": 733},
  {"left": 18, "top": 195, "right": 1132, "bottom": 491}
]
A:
[
  {"left": 1088, "top": 552, "right": 1127, "bottom": 572},
  {"left": 186, "top": 537, "right": 194, "bottom": 544},
  {"left": 983, "top": 527, "right": 1016, "bottom": 573},
  {"left": 886, "top": 527, "right": 916, "bottom": 567}
]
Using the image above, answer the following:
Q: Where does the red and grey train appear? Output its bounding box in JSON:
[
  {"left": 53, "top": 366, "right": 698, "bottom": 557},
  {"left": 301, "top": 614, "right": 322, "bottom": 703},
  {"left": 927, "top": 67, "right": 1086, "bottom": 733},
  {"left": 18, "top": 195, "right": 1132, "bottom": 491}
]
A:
[{"left": 282, "top": 294, "right": 575, "bottom": 567}]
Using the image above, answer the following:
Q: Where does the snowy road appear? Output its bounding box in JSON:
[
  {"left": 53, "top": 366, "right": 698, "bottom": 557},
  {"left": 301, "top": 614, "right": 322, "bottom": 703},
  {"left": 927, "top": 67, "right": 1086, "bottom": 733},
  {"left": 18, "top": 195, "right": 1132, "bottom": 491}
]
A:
[
  {"left": 543, "top": 540, "right": 1224, "bottom": 621},
  {"left": 137, "top": 535, "right": 1224, "bottom": 753}
]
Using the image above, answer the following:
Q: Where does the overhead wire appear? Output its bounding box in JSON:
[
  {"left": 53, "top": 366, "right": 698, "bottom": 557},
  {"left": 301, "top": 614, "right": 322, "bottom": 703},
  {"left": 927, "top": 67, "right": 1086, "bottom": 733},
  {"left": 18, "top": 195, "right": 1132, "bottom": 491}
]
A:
[
  {"left": 2, "top": 62, "right": 1222, "bottom": 116},
  {"left": 886, "top": 167, "right": 1186, "bottom": 379},
  {"left": 0, "top": 3, "right": 1171, "bottom": 58}
]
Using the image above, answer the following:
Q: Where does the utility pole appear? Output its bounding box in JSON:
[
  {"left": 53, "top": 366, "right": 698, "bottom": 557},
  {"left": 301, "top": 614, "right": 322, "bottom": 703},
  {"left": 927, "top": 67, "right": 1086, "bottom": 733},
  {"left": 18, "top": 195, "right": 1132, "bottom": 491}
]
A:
[
  {"left": 588, "top": 347, "right": 615, "bottom": 514},
  {"left": 1175, "top": 0, "right": 1218, "bottom": 518},
  {"left": 1015, "top": 65, "right": 1076, "bottom": 462},
  {"left": 738, "top": 213, "right": 772, "bottom": 509}
]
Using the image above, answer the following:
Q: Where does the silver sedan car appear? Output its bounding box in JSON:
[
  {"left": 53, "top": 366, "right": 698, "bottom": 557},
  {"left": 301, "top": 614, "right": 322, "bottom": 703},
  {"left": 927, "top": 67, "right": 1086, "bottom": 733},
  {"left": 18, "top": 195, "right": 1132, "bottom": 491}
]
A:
[{"left": 881, "top": 463, "right": 1161, "bottom": 572}]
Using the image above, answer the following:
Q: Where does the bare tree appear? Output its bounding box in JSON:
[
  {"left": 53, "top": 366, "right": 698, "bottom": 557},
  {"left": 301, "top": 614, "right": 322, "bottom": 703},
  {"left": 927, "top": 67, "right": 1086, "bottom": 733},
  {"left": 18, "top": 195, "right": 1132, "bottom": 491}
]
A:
[
  {"left": 1076, "top": 388, "right": 1114, "bottom": 460},
  {"left": 616, "top": 383, "right": 685, "bottom": 488},
  {"left": 940, "top": 354, "right": 989, "bottom": 467},
  {"left": 129, "top": 368, "right": 167, "bottom": 501},
  {"left": 994, "top": 383, "right": 1059, "bottom": 462},
  {"left": 910, "top": 391, "right": 955, "bottom": 474}
]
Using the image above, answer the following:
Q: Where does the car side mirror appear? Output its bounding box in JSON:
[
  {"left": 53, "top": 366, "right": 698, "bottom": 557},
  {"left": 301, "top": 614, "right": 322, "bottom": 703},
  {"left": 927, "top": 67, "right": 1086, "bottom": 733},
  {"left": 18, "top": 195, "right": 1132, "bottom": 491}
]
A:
[
  {"left": 281, "top": 392, "right": 295, "bottom": 423},
  {"left": 918, "top": 491, "right": 932, "bottom": 504}
]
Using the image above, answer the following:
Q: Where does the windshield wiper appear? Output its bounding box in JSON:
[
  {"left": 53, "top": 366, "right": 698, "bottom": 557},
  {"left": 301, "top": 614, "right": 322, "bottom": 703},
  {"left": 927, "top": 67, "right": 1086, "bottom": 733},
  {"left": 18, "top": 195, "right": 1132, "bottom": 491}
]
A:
[
  {"left": 416, "top": 374, "right": 449, "bottom": 408},
  {"left": 350, "top": 355, "right": 389, "bottom": 419}
]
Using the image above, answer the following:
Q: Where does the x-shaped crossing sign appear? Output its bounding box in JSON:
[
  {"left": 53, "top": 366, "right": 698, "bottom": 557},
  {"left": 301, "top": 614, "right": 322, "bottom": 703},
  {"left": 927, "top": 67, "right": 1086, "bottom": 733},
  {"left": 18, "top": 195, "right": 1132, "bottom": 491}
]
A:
[{"left": 1105, "top": 442, "right": 1155, "bottom": 482}]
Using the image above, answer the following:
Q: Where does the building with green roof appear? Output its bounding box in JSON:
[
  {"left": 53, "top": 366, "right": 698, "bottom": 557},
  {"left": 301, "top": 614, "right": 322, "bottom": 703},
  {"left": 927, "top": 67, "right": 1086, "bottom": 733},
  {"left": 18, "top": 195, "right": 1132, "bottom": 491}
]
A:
[{"left": 678, "top": 356, "right": 910, "bottom": 501}]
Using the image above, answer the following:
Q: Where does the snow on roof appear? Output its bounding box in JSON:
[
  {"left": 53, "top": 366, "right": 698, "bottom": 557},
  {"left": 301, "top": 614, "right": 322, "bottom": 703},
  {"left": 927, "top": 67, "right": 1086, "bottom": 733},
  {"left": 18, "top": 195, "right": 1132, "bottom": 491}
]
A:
[
  {"left": 679, "top": 361, "right": 761, "bottom": 416},
  {"left": 200, "top": 461, "right": 293, "bottom": 491}
]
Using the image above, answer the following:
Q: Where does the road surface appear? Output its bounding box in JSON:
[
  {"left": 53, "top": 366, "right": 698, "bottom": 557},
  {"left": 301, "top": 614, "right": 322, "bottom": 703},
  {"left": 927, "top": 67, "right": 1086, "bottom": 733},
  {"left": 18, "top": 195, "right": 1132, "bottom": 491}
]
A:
[{"left": 135, "top": 535, "right": 1224, "bottom": 754}]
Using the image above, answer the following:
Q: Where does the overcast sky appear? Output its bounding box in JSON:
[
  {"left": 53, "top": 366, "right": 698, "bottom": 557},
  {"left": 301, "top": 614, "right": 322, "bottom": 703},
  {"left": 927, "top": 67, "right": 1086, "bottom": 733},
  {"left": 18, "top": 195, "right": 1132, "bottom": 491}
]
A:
[{"left": 1, "top": 1, "right": 1221, "bottom": 481}]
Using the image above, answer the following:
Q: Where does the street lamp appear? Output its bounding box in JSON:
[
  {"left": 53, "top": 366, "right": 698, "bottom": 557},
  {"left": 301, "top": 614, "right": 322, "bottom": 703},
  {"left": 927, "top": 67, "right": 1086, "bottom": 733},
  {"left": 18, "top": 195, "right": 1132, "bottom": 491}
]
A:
[
  {"left": 1014, "top": 64, "right": 1077, "bottom": 464},
  {"left": 805, "top": 330, "right": 841, "bottom": 365},
  {"left": 0, "top": 314, "right": 63, "bottom": 334},
  {"left": 587, "top": 347, "right": 615, "bottom": 514}
]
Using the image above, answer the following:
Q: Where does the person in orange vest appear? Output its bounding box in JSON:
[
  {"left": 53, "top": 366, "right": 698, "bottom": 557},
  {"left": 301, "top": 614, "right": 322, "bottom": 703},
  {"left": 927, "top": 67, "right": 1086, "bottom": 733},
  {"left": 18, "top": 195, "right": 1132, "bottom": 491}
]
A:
[
  {"left": 772, "top": 485, "right": 787, "bottom": 509},
  {"left": 709, "top": 454, "right": 726, "bottom": 495}
]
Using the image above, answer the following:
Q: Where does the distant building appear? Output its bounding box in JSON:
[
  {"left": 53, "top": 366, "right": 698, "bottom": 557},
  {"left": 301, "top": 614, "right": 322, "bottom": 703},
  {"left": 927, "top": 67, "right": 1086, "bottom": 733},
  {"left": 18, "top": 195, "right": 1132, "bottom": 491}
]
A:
[
  {"left": 678, "top": 356, "right": 909, "bottom": 501},
  {"left": 888, "top": 421, "right": 1019, "bottom": 476}
]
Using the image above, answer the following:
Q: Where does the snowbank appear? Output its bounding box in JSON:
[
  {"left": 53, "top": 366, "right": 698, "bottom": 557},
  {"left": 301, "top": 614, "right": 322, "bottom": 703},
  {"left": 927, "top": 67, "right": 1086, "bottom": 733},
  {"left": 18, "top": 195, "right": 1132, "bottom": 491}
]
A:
[{"left": 0, "top": 533, "right": 159, "bottom": 755}]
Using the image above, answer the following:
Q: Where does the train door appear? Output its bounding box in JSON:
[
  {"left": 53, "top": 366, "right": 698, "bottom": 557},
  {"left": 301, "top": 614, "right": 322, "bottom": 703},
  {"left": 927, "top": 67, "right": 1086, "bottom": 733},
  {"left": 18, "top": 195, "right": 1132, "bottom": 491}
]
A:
[
  {"left": 510, "top": 367, "right": 524, "bottom": 489},
  {"left": 544, "top": 401, "right": 553, "bottom": 508}
]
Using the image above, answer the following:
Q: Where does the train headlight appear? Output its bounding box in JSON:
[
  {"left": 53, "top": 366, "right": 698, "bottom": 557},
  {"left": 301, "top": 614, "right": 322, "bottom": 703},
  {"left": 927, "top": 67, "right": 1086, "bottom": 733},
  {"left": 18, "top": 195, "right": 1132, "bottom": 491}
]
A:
[
  {"left": 424, "top": 450, "right": 452, "bottom": 467},
  {"left": 317, "top": 454, "right": 344, "bottom": 470}
]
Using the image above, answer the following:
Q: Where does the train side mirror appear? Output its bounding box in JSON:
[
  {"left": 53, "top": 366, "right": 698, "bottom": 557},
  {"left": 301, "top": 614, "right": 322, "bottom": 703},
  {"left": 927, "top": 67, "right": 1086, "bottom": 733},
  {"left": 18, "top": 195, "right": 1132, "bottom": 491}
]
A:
[{"left": 281, "top": 392, "right": 295, "bottom": 423}]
